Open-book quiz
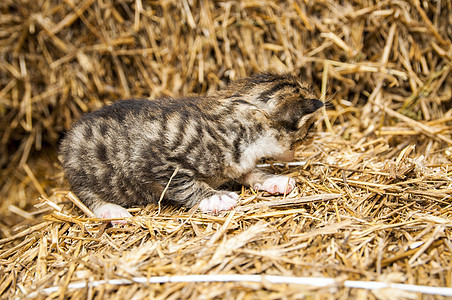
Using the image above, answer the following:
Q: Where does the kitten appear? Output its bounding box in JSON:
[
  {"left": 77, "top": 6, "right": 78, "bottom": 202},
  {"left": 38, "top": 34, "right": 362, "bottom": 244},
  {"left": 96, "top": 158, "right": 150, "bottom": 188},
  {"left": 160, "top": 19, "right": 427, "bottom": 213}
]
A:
[{"left": 59, "top": 73, "right": 323, "bottom": 223}]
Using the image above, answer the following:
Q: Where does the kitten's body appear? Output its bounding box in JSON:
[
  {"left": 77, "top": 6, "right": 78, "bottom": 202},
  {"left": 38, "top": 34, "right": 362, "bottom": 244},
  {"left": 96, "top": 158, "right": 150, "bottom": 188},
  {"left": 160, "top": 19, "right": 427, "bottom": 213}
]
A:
[{"left": 60, "top": 73, "right": 323, "bottom": 221}]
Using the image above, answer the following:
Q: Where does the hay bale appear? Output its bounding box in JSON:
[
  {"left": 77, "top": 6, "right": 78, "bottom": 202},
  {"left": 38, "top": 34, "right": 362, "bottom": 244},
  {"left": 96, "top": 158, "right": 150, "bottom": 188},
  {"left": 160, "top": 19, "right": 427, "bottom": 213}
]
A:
[
  {"left": 1, "top": 0, "right": 450, "bottom": 171},
  {"left": 0, "top": 0, "right": 451, "bottom": 298}
]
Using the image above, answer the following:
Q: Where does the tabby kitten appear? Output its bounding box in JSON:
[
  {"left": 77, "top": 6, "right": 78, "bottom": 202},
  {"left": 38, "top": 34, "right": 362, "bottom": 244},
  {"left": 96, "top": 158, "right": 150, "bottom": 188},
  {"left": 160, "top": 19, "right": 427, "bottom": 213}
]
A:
[{"left": 59, "top": 73, "right": 323, "bottom": 222}]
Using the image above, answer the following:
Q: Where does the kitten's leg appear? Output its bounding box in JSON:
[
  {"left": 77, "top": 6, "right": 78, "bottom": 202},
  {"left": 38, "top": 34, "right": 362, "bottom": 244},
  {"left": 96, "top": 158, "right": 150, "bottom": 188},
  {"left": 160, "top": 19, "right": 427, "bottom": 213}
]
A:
[
  {"left": 168, "top": 176, "right": 238, "bottom": 213},
  {"left": 91, "top": 201, "right": 132, "bottom": 225},
  {"left": 239, "top": 169, "right": 296, "bottom": 195}
]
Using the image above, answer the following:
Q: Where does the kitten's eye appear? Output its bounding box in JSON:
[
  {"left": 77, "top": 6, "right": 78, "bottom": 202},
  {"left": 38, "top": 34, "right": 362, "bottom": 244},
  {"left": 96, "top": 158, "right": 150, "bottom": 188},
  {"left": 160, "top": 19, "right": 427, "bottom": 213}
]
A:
[{"left": 307, "top": 122, "right": 315, "bottom": 131}]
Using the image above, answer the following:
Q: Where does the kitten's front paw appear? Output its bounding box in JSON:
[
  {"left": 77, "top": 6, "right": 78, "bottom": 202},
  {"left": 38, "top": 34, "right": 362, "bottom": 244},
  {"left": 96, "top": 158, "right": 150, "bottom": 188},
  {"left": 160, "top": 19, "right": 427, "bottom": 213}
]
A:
[
  {"left": 199, "top": 192, "right": 239, "bottom": 213},
  {"left": 92, "top": 203, "right": 132, "bottom": 225},
  {"left": 254, "top": 176, "right": 296, "bottom": 195}
]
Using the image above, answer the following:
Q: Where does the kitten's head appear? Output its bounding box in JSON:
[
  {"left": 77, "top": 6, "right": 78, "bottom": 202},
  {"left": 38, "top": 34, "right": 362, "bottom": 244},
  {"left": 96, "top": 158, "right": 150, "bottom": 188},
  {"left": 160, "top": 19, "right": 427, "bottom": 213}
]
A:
[{"left": 245, "top": 73, "right": 324, "bottom": 148}]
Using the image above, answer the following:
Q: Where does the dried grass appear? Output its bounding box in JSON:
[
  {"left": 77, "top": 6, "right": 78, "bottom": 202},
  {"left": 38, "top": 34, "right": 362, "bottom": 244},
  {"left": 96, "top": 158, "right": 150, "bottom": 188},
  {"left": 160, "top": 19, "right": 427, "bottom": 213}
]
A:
[{"left": 1, "top": 0, "right": 452, "bottom": 298}]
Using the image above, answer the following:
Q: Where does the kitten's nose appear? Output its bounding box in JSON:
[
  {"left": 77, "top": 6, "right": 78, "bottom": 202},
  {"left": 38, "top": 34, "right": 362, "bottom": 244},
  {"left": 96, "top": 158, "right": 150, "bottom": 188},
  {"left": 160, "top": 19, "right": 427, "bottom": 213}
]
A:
[
  {"left": 313, "top": 99, "right": 324, "bottom": 109},
  {"left": 305, "top": 99, "right": 324, "bottom": 114}
]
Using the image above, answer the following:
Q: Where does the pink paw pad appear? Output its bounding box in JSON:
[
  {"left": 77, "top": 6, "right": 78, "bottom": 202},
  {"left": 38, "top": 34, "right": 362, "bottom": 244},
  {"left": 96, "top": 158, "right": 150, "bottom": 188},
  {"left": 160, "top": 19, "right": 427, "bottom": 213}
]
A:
[
  {"left": 199, "top": 192, "right": 239, "bottom": 213},
  {"left": 92, "top": 203, "right": 132, "bottom": 225},
  {"left": 254, "top": 176, "right": 296, "bottom": 195}
]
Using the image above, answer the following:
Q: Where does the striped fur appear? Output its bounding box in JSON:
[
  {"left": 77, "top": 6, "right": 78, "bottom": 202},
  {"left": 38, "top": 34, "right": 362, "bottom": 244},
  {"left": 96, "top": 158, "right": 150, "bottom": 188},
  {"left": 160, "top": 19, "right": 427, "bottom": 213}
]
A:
[{"left": 59, "top": 73, "right": 323, "bottom": 219}]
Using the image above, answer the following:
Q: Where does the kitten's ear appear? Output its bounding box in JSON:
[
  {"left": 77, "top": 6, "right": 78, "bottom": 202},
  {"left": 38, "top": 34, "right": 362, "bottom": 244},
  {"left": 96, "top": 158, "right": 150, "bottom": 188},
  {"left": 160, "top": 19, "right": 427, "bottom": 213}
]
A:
[{"left": 303, "top": 99, "right": 324, "bottom": 114}]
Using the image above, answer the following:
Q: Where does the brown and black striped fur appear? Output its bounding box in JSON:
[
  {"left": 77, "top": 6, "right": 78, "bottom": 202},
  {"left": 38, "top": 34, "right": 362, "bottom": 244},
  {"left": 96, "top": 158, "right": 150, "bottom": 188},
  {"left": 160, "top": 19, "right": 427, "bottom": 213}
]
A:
[{"left": 59, "top": 73, "right": 323, "bottom": 218}]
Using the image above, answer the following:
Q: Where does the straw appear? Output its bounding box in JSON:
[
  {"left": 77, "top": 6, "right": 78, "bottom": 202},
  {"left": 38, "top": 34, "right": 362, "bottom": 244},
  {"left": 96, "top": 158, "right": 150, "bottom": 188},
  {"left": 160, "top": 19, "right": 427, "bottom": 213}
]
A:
[{"left": 1, "top": 0, "right": 451, "bottom": 298}]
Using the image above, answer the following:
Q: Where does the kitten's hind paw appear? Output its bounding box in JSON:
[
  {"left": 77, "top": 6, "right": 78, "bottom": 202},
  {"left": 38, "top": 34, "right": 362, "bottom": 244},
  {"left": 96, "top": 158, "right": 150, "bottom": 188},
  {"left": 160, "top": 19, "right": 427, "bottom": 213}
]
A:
[
  {"left": 92, "top": 203, "right": 132, "bottom": 225},
  {"left": 199, "top": 192, "right": 239, "bottom": 213},
  {"left": 254, "top": 176, "right": 296, "bottom": 195}
]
